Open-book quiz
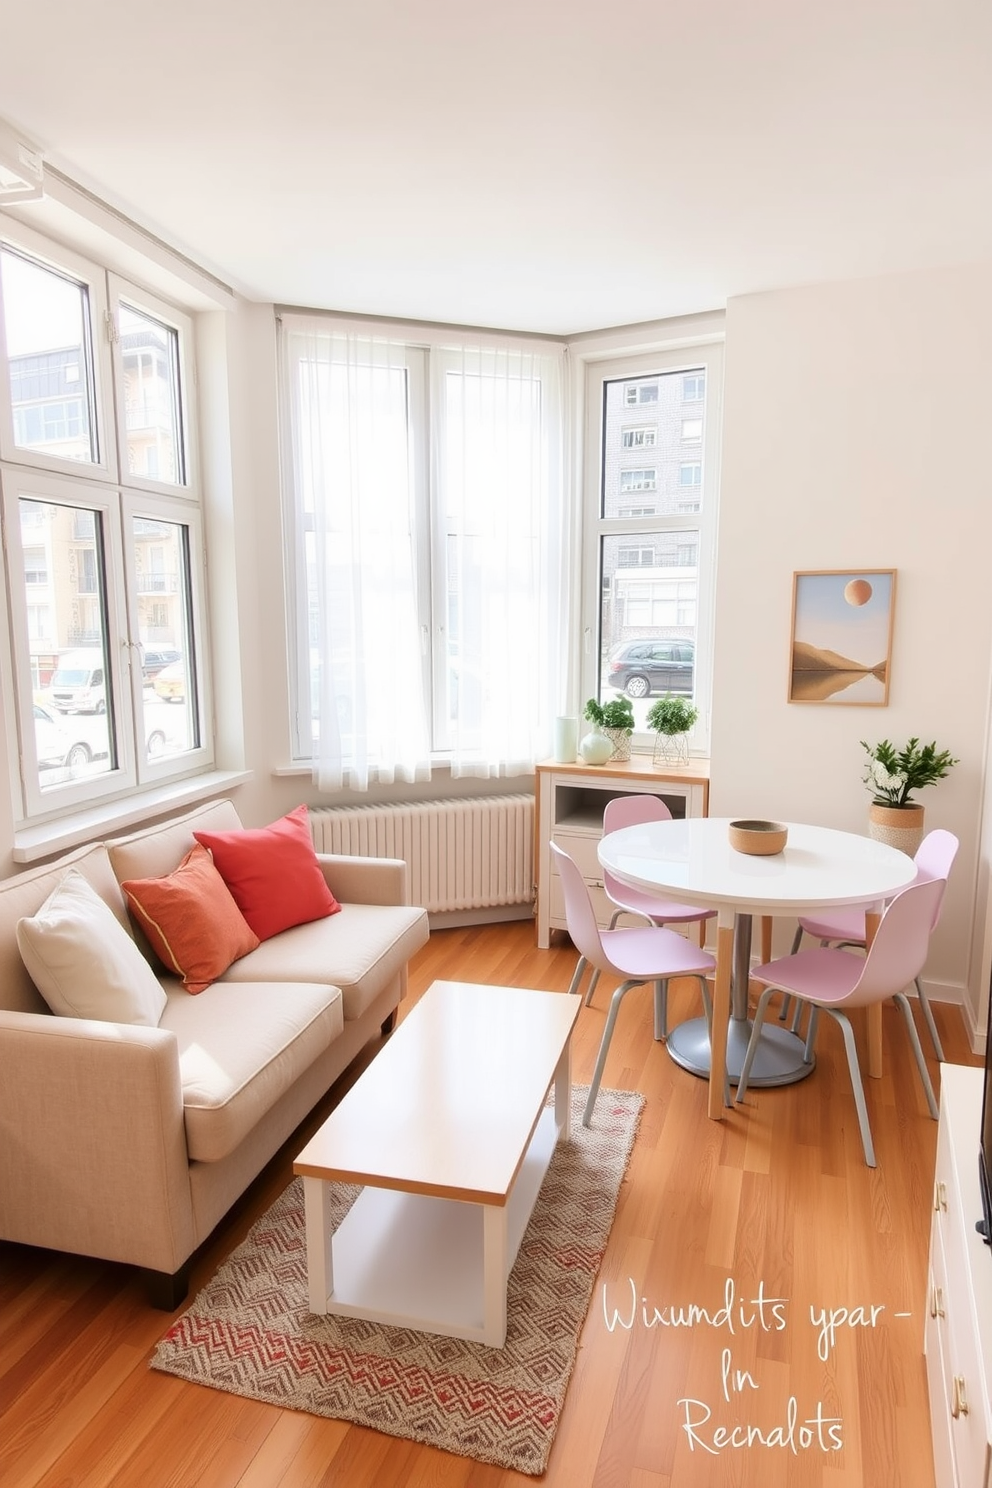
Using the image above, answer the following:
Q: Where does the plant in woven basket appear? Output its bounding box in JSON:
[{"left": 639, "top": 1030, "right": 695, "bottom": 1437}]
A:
[
  {"left": 584, "top": 696, "right": 635, "bottom": 761},
  {"left": 861, "top": 737, "right": 958, "bottom": 808},
  {"left": 584, "top": 696, "right": 635, "bottom": 732}
]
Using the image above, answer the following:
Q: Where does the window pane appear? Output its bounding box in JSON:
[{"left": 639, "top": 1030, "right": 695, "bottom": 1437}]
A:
[
  {"left": 1, "top": 248, "right": 98, "bottom": 464},
  {"left": 19, "top": 498, "right": 114, "bottom": 791},
  {"left": 599, "top": 529, "right": 699, "bottom": 728},
  {"left": 133, "top": 516, "right": 199, "bottom": 758},
  {"left": 602, "top": 370, "right": 707, "bottom": 518},
  {"left": 119, "top": 304, "right": 184, "bottom": 484}
]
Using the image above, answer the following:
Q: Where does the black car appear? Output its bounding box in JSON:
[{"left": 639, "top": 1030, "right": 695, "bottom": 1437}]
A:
[
  {"left": 141, "top": 647, "right": 181, "bottom": 680},
  {"left": 605, "top": 639, "right": 694, "bottom": 698}
]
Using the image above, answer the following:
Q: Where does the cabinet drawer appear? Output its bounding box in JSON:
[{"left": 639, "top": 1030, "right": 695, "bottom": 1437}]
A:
[
  {"left": 550, "top": 874, "right": 612, "bottom": 930},
  {"left": 550, "top": 832, "right": 604, "bottom": 884}
]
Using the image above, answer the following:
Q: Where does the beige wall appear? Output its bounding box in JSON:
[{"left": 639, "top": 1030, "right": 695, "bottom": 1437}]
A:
[{"left": 711, "top": 262, "right": 992, "bottom": 1034}]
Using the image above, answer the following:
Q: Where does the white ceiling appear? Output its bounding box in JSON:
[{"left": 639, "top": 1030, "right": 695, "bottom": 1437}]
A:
[{"left": 2, "top": 0, "right": 991, "bottom": 335}]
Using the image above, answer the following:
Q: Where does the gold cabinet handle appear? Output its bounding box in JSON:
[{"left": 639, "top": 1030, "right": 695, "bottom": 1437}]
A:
[
  {"left": 934, "top": 1180, "right": 948, "bottom": 1212},
  {"left": 951, "top": 1375, "right": 969, "bottom": 1419},
  {"left": 930, "top": 1286, "right": 946, "bottom": 1319}
]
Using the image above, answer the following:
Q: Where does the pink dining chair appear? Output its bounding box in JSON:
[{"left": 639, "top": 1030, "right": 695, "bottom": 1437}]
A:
[
  {"left": 736, "top": 876, "right": 944, "bottom": 1167},
  {"left": 784, "top": 828, "right": 958, "bottom": 1059},
  {"left": 576, "top": 795, "right": 717, "bottom": 1011},
  {"left": 551, "top": 841, "right": 718, "bottom": 1126}
]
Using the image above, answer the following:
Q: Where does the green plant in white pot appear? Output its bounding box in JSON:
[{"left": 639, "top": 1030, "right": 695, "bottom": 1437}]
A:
[
  {"left": 583, "top": 696, "right": 635, "bottom": 762},
  {"left": 861, "top": 736, "right": 958, "bottom": 855},
  {"left": 647, "top": 695, "right": 698, "bottom": 766}
]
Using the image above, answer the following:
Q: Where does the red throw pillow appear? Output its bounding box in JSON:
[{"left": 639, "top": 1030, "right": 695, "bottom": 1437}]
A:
[
  {"left": 121, "top": 843, "right": 260, "bottom": 994},
  {"left": 193, "top": 805, "right": 341, "bottom": 942}
]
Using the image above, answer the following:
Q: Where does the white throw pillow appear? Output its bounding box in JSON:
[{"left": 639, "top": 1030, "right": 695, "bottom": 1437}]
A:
[{"left": 16, "top": 868, "right": 167, "bottom": 1027}]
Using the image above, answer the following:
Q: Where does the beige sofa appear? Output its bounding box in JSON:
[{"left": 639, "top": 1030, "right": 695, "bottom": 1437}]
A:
[{"left": 0, "top": 799, "right": 429, "bottom": 1307}]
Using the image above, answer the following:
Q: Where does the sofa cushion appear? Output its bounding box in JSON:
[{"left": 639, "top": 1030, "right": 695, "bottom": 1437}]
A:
[
  {"left": 16, "top": 869, "right": 167, "bottom": 1027},
  {"left": 217, "top": 901, "right": 429, "bottom": 1021},
  {"left": 158, "top": 979, "right": 344, "bottom": 1162},
  {"left": 120, "top": 844, "right": 260, "bottom": 994},
  {"left": 193, "top": 805, "right": 341, "bottom": 941}
]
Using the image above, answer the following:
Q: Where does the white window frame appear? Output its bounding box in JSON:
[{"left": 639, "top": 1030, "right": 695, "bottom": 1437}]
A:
[
  {"left": 579, "top": 339, "right": 723, "bottom": 756},
  {"left": 0, "top": 219, "right": 213, "bottom": 826},
  {"left": 107, "top": 275, "right": 198, "bottom": 496},
  {"left": 0, "top": 221, "right": 118, "bottom": 483}
]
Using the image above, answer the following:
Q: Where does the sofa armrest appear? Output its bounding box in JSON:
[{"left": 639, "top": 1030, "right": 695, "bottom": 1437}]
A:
[
  {"left": 0, "top": 1010, "right": 196, "bottom": 1275},
  {"left": 316, "top": 853, "right": 411, "bottom": 907}
]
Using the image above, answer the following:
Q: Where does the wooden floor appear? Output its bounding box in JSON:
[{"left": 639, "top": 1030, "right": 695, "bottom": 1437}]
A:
[{"left": 0, "top": 920, "right": 981, "bottom": 1488}]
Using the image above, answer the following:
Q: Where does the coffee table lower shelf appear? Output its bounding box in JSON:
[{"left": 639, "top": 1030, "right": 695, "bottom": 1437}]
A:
[{"left": 302, "top": 1102, "right": 563, "bottom": 1347}]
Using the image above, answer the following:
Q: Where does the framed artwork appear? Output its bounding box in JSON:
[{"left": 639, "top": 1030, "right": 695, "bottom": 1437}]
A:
[{"left": 788, "top": 569, "right": 896, "bottom": 705}]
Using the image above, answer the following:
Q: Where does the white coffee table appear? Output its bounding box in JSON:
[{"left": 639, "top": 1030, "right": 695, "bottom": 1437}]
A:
[{"left": 293, "top": 979, "right": 581, "bottom": 1347}]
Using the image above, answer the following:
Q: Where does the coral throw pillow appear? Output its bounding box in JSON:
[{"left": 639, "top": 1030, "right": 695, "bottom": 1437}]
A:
[
  {"left": 121, "top": 843, "right": 260, "bottom": 994},
  {"left": 193, "top": 805, "right": 341, "bottom": 942}
]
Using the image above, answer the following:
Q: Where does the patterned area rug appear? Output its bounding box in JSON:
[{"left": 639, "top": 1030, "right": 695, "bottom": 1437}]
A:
[{"left": 151, "top": 1086, "right": 643, "bottom": 1476}]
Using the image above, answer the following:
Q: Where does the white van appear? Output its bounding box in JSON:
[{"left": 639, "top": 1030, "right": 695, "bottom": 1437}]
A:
[{"left": 49, "top": 649, "right": 107, "bottom": 714}]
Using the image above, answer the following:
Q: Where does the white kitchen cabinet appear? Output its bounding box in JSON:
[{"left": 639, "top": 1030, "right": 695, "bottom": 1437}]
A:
[
  {"left": 534, "top": 756, "right": 709, "bottom": 949},
  {"left": 926, "top": 1064, "right": 992, "bottom": 1488}
]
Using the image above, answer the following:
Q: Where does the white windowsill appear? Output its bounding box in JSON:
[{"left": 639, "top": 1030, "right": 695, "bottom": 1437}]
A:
[{"left": 13, "top": 768, "right": 253, "bottom": 864}]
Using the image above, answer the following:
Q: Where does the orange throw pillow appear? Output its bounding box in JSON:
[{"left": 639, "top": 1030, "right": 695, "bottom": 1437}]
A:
[
  {"left": 192, "top": 804, "right": 341, "bottom": 942},
  {"left": 121, "top": 843, "right": 260, "bottom": 994}
]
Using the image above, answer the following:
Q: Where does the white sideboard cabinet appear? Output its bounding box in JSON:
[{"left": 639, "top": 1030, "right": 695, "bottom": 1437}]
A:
[
  {"left": 926, "top": 1064, "right": 992, "bottom": 1488},
  {"left": 534, "top": 756, "right": 709, "bottom": 950}
]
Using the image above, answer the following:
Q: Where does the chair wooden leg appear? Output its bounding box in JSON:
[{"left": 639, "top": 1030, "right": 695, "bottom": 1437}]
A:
[
  {"left": 894, "top": 991, "right": 940, "bottom": 1118},
  {"left": 583, "top": 979, "right": 638, "bottom": 1127},
  {"left": 830, "top": 1009, "right": 876, "bottom": 1168}
]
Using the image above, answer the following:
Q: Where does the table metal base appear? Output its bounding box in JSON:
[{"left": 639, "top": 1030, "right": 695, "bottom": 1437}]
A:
[{"left": 666, "top": 1014, "right": 815, "bottom": 1088}]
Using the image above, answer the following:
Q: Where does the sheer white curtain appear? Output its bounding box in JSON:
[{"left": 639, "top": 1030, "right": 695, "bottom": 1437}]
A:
[
  {"left": 281, "top": 317, "right": 569, "bottom": 787},
  {"left": 432, "top": 342, "right": 567, "bottom": 777},
  {"left": 283, "top": 321, "right": 432, "bottom": 791}
]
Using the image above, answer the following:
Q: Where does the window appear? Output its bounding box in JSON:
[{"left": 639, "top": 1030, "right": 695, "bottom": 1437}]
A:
[
  {"left": 681, "top": 418, "right": 703, "bottom": 442},
  {"left": 621, "top": 426, "right": 656, "bottom": 449},
  {"left": 280, "top": 317, "right": 566, "bottom": 785},
  {"left": 624, "top": 382, "right": 659, "bottom": 405},
  {"left": 682, "top": 373, "right": 705, "bottom": 401},
  {"left": 620, "top": 468, "right": 657, "bottom": 493},
  {"left": 0, "top": 222, "right": 210, "bottom": 821},
  {"left": 617, "top": 544, "right": 656, "bottom": 567},
  {"left": 582, "top": 348, "right": 721, "bottom": 743}
]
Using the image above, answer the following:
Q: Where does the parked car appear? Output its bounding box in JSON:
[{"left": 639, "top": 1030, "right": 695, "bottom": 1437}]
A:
[
  {"left": 140, "top": 647, "right": 181, "bottom": 680},
  {"left": 33, "top": 703, "right": 94, "bottom": 771},
  {"left": 152, "top": 660, "right": 185, "bottom": 703},
  {"left": 48, "top": 648, "right": 106, "bottom": 714},
  {"left": 605, "top": 639, "right": 695, "bottom": 698}
]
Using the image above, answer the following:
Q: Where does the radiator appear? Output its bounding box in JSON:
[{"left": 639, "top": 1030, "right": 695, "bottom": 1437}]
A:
[{"left": 308, "top": 794, "right": 534, "bottom": 914}]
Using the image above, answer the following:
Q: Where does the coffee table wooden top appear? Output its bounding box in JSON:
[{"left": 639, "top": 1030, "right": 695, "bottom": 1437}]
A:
[{"left": 294, "top": 980, "right": 580, "bottom": 1207}]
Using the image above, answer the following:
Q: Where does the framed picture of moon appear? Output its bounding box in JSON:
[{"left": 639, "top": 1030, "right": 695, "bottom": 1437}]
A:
[{"left": 788, "top": 569, "right": 896, "bottom": 705}]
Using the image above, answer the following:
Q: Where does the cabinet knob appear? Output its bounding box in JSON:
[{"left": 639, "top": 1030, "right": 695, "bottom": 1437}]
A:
[
  {"left": 951, "top": 1374, "right": 969, "bottom": 1419},
  {"left": 933, "top": 1180, "right": 948, "bottom": 1212}
]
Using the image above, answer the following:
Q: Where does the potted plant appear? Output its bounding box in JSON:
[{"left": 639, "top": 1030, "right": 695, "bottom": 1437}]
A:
[
  {"left": 582, "top": 696, "right": 635, "bottom": 762},
  {"left": 647, "top": 695, "right": 699, "bottom": 766},
  {"left": 861, "top": 736, "right": 958, "bottom": 854}
]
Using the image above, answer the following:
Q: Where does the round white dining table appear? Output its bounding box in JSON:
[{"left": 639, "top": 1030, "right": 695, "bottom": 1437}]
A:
[{"left": 597, "top": 817, "right": 918, "bottom": 1119}]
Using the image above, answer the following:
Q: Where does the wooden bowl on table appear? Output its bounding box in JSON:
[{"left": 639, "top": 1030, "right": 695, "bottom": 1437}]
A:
[{"left": 728, "top": 819, "right": 789, "bottom": 856}]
